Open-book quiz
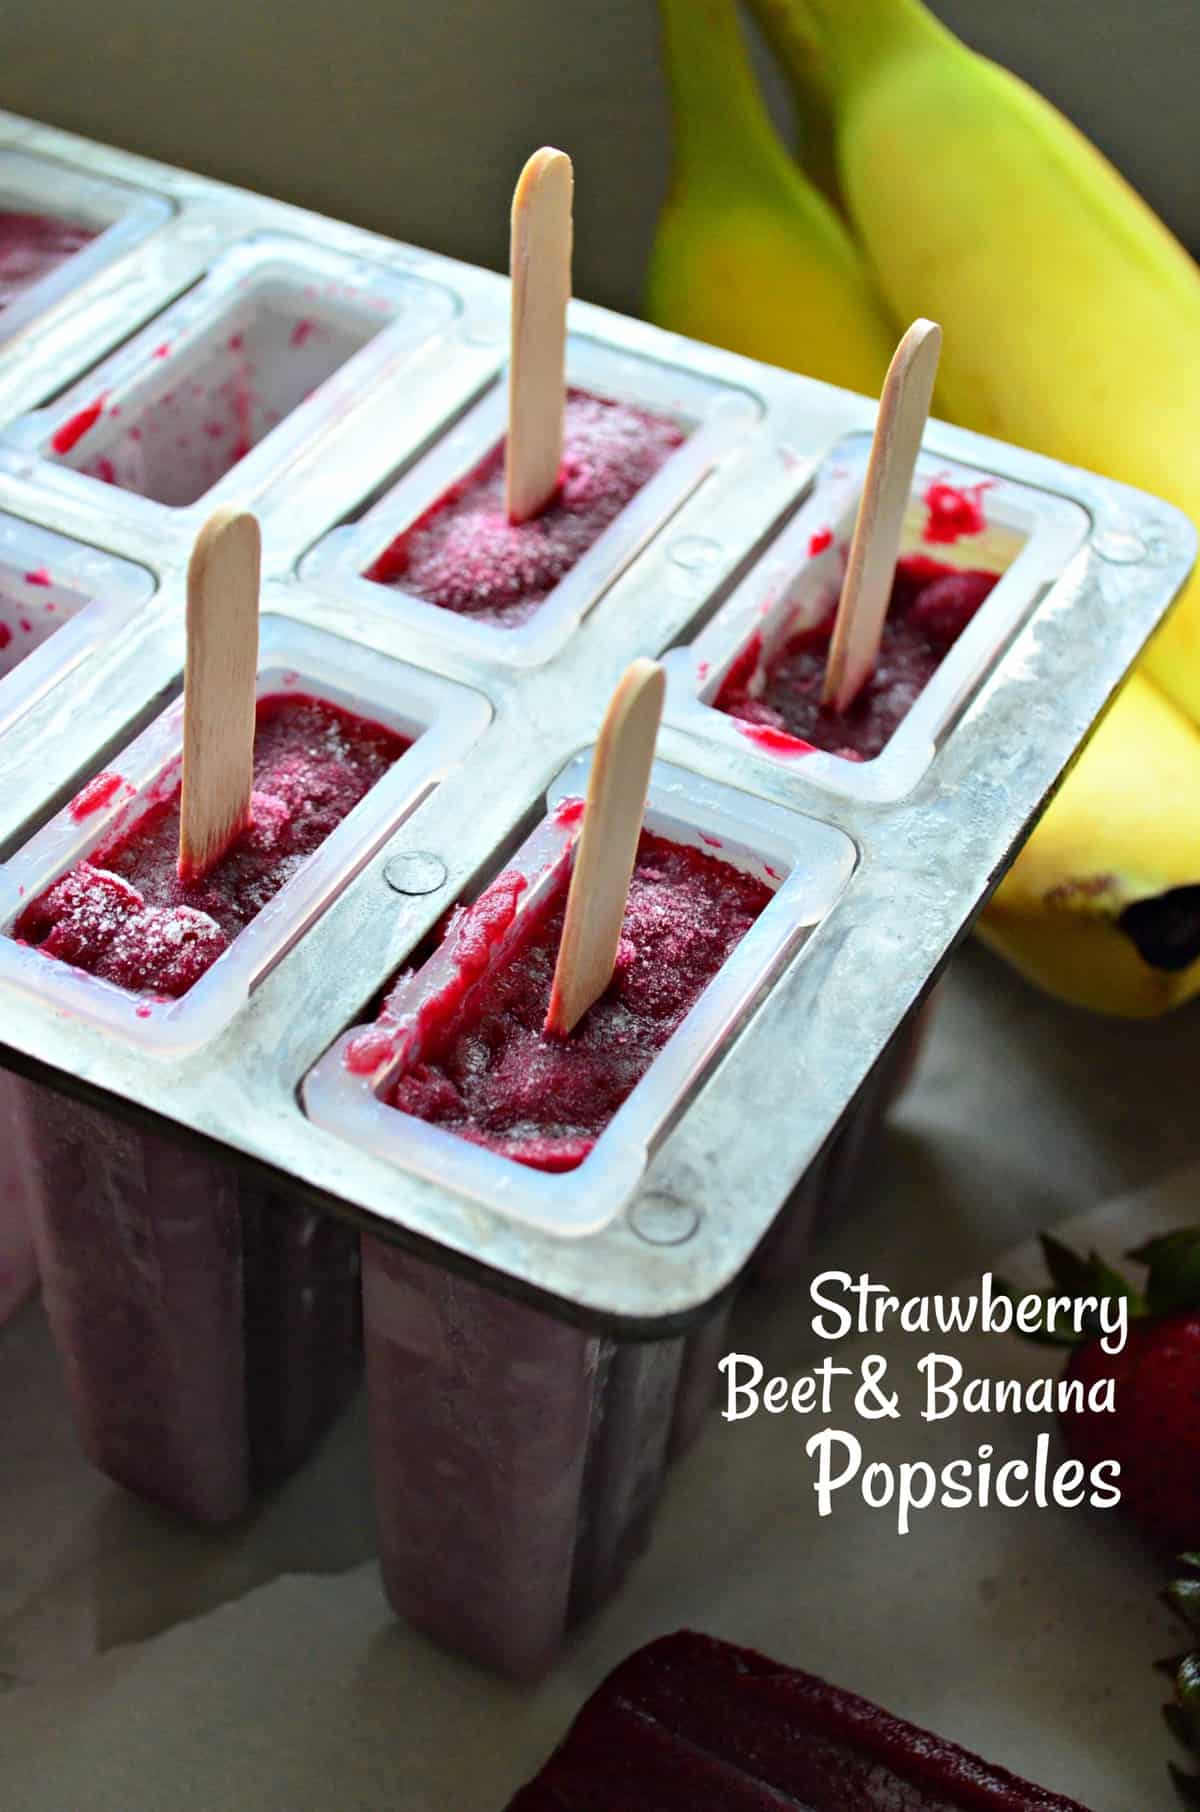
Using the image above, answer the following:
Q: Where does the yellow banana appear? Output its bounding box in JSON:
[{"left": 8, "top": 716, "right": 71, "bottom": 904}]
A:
[
  {"left": 742, "top": 0, "right": 1200, "bottom": 725},
  {"left": 649, "top": 0, "right": 895, "bottom": 395},
  {"left": 982, "top": 674, "right": 1200, "bottom": 1016}
]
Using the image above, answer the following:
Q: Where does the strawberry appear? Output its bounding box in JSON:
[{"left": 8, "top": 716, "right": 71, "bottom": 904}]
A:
[{"left": 1023, "top": 1229, "right": 1200, "bottom": 1556}]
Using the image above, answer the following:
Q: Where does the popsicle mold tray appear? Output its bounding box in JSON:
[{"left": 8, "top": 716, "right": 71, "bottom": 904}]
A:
[
  {"left": 0, "top": 107, "right": 1193, "bottom": 1320},
  {"left": 0, "top": 116, "right": 1192, "bottom": 1657}
]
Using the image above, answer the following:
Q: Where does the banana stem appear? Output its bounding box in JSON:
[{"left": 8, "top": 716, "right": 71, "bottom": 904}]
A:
[{"left": 657, "top": 0, "right": 792, "bottom": 195}]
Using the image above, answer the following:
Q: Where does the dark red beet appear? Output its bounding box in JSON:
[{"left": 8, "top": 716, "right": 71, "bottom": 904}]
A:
[
  {"left": 716, "top": 555, "right": 999, "bottom": 760},
  {"left": 384, "top": 833, "right": 772, "bottom": 1170},
  {"left": 14, "top": 694, "right": 409, "bottom": 998},
  {"left": 365, "top": 388, "right": 685, "bottom": 628}
]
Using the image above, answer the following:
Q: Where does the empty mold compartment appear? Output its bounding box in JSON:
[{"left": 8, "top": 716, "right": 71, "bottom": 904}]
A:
[
  {"left": 299, "top": 334, "right": 761, "bottom": 666},
  {"left": 663, "top": 439, "right": 1090, "bottom": 804},
  {"left": 5, "top": 234, "right": 458, "bottom": 532},
  {"left": 0, "top": 617, "right": 491, "bottom": 1051},
  {"left": 0, "top": 513, "right": 155, "bottom": 733},
  {"left": 0, "top": 148, "right": 171, "bottom": 346},
  {"left": 304, "top": 754, "right": 855, "bottom": 1236}
]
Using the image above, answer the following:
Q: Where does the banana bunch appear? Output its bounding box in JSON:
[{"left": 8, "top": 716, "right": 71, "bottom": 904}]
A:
[{"left": 649, "top": 0, "right": 1200, "bottom": 1017}]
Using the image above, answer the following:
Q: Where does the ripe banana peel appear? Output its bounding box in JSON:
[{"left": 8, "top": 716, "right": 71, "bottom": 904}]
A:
[
  {"left": 982, "top": 676, "right": 1200, "bottom": 1017},
  {"left": 649, "top": 0, "right": 895, "bottom": 395},
  {"left": 651, "top": 0, "right": 1200, "bottom": 1016},
  {"left": 744, "top": 0, "right": 1200, "bottom": 725}
]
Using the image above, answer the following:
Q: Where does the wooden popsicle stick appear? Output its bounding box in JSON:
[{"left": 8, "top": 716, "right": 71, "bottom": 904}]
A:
[
  {"left": 544, "top": 658, "right": 666, "bottom": 1039},
  {"left": 822, "top": 318, "right": 942, "bottom": 713},
  {"left": 505, "top": 146, "right": 574, "bottom": 526},
  {"left": 178, "top": 507, "right": 261, "bottom": 883}
]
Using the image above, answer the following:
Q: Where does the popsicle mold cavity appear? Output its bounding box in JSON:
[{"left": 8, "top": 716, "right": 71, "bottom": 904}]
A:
[
  {"left": 51, "top": 280, "right": 387, "bottom": 505},
  {"left": 716, "top": 554, "right": 1001, "bottom": 761},
  {"left": 0, "top": 618, "right": 492, "bottom": 1050},
  {"left": 9, "top": 234, "right": 458, "bottom": 524},
  {"left": 304, "top": 755, "right": 857, "bottom": 1236},
  {"left": 0, "top": 149, "right": 171, "bottom": 345},
  {"left": 663, "top": 440, "right": 1090, "bottom": 803},
  {"left": 13, "top": 694, "right": 411, "bottom": 998},
  {"left": 505, "top": 1629, "right": 1095, "bottom": 1809},
  {"left": 365, "top": 389, "right": 686, "bottom": 628},
  {"left": 299, "top": 334, "right": 760, "bottom": 665},
  {"left": 0, "top": 512, "right": 155, "bottom": 733},
  {"left": 381, "top": 828, "right": 773, "bottom": 1171}
]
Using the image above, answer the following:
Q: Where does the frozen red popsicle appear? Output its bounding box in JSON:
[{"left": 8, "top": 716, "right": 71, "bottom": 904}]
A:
[
  {"left": 364, "top": 389, "right": 686, "bottom": 628},
  {"left": 0, "top": 210, "right": 95, "bottom": 311},
  {"left": 375, "top": 827, "right": 773, "bottom": 1170},
  {"left": 505, "top": 1629, "right": 1095, "bottom": 1810},
  {"left": 11, "top": 1069, "right": 361, "bottom": 1521},
  {"left": 717, "top": 554, "right": 999, "bottom": 761},
  {"left": 14, "top": 693, "right": 409, "bottom": 997},
  {"left": 363, "top": 1236, "right": 696, "bottom": 1678}
]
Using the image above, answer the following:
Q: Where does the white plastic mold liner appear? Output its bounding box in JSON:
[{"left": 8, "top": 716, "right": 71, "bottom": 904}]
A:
[
  {"left": 0, "top": 616, "right": 491, "bottom": 1053},
  {"left": 0, "top": 148, "right": 171, "bottom": 347},
  {"left": 298, "top": 333, "right": 761, "bottom": 667},
  {"left": 303, "top": 754, "right": 856, "bottom": 1237},
  {"left": 0, "top": 513, "right": 155, "bottom": 733},
  {"left": 663, "top": 438, "right": 1091, "bottom": 805},
  {"left": 4, "top": 233, "right": 459, "bottom": 534}
]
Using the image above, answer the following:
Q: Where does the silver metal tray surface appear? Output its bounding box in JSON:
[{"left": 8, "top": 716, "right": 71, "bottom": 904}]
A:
[{"left": 0, "top": 109, "right": 1193, "bottom": 1335}]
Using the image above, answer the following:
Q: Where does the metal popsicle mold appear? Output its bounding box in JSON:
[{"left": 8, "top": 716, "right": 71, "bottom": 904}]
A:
[{"left": 0, "top": 109, "right": 1194, "bottom": 1343}]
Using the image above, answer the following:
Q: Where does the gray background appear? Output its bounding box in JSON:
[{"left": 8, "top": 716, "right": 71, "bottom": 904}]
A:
[{"left": 3, "top": 1, "right": 1196, "bottom": 314}]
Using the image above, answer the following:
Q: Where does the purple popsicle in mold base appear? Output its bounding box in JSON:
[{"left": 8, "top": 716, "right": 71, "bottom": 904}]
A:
[
  {"left": 362, "top": 1236, "right": 742, "bottom": 1679},
  {"left": 8, "top": 1073, "right": 361, "bottom": 1522}
]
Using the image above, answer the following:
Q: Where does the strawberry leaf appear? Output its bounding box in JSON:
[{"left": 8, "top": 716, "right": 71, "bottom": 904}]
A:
[
  {"left": 1085, "top": 1248, "right": 1142, "bottom": 1305},
  {"left": 1130, "top": 1230, "right": 1200, "bottom": 1319},
  {"left": 1039, "top": 1233, "right": 1098, "bottom": 1296}
]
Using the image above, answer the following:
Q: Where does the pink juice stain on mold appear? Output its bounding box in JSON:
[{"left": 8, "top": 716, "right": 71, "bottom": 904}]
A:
[
  {"left": 52, "top": 396, "right": 106, "bottom": 455},
  {"left": 69, "top": 772, "right": 124, "bottom": 821},
  {"left": 922, "top": 477, "right": 993, "bottom": 545},
  {"left": 737, "top": 721, "right": 817, "bottom": 758},
  {"left": 290, "top": 318, "right": 316, "bottom": 348},
  {"left": 0, "top": 624, "right": 10, "bottom": 651},
  {"left": 808, "top": 528, "right": 834, "bottom": 556},
  {"left": 24, "top": 566, "right": 51, "bottom": 587}
]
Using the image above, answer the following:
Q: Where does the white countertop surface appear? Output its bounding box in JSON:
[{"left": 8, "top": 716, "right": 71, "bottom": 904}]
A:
[{"left": 3, "top": 940, "right": 1198, "bottom": 1810}]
